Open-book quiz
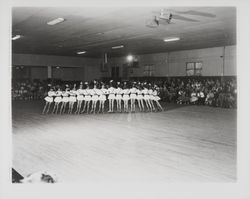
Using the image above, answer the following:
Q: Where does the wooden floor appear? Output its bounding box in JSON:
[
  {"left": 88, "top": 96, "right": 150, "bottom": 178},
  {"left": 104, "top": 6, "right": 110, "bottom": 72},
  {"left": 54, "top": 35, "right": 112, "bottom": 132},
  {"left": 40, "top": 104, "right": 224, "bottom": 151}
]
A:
[{"left": 12, "top": 100, "right": 237, "bottom": 182}]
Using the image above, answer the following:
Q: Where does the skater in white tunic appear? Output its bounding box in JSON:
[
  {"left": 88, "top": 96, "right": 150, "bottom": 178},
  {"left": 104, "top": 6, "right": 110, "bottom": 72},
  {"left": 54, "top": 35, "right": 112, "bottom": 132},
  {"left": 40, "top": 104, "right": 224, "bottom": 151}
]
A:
[
  {"left": 115, "top": 82, "right": 123, "bottom": 112},
  {"left": 42, "top": 87, "right": 55, "bottom": 114},
  {"left": 148, "top": 84, "right": 156, "bottom": 111},
  {"left": 98, "top": 83, "right": 107, "bottom": 113},
  {"left": 136, "top": 83, "right": 145, "bottom": 112},
  {"left": 75, "top": 82, "right": 84, "bottom": 114},
  {"left": 90, "top": 81, "right": 99, "bottom": 114},
  {"left": 52, "top": 87, "right": 62, "bottom": 114},
  {"left": 130, "top": 82, "right": 137, "bottom": 112},
  {"left": 81, "top": 83, "right": 91, "bottom": 114},
  {"left": 81, "top": 82, "right": 92, "bottom": 114},
  {"left": 108, "top": 80, "right": 116, "bottom": 113},
  {"left": 68, "top": 84, "right": 77, "bottom": 114},
  {"left": 152, "top": 86, "right": 164, "bottom": 111},
  {"left": 142, "top": 83, "right": 152, "bottom": 112},
  {"left": 60, "top": 86, "right": 70, "bottom": 114},
  {"left": 80, "top": 82, "right": 88, "bottom": 114},
  {"left": 122, "top": 82, "right": 130, "bottom": 113}
]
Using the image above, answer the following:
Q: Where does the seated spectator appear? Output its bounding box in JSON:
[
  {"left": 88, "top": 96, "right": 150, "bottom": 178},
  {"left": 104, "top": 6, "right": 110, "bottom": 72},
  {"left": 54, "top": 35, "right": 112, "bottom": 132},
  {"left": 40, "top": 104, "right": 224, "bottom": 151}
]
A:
[
  {"left": 190, "top": 89, "right": 198, "bottom": 105},
  {"left": 205, "top": 90, "right": 214, "bottom": 106},
  {"left": 197, "top": 89, "right": 205, "bottom": 105}
]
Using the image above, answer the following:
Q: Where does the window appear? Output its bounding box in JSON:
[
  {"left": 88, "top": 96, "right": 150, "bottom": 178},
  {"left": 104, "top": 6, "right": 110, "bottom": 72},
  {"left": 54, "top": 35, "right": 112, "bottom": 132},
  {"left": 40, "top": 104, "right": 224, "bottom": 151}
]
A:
[
  {"left": 186, "top": 62, "right": 202, "bottom": 76},
  {"left": 144, "top": 65, "right": 155, "bottom": 76}
]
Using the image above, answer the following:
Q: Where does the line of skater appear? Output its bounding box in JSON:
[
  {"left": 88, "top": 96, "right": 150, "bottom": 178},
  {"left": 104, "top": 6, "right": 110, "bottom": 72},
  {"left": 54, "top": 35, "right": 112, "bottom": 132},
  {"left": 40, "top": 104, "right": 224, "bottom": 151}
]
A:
[{"left": 42, "top": 80, "right": 164, "bottom": 115}]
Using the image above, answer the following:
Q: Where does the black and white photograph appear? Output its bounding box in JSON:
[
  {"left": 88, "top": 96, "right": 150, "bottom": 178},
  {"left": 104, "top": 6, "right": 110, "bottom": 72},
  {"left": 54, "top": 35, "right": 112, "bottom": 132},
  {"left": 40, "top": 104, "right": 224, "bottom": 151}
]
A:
[{"left": 1, "top": 1, "right": 250, "bottom": 199}]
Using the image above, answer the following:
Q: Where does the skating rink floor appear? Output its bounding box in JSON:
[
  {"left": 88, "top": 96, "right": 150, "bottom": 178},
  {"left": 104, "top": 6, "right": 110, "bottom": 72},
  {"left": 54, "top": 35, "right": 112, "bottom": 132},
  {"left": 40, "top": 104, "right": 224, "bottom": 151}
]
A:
[{"left": 12, "top": 100, "right": 237, "bottom": 182}]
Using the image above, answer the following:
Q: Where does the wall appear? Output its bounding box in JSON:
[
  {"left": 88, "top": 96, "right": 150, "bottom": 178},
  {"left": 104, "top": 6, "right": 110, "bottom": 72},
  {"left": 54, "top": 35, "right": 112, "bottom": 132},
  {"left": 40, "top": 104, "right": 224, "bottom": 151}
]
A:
[
  {"left": 12, "top": 54, "right": 102, "bottom": 81},
  {"left": 52, "top": 67, "right": 85, "bottom": 81},
  {"left": 167, "top": 45, "right": 236, "bottom": 76},
  {"left": 31, "top": 67, "right": 47, "bottom": 80},
  {"left": 12, "top": 45, "right": 236, "bottom": 81},
  {"left": 12, "top": 54, "right": 99, "bottom": 68},
  {"left": 107, "top": 45, "right": 236, "bottom": 77},
  {"left": 224, "top": 45, "right": 236, "bottom": 76}
]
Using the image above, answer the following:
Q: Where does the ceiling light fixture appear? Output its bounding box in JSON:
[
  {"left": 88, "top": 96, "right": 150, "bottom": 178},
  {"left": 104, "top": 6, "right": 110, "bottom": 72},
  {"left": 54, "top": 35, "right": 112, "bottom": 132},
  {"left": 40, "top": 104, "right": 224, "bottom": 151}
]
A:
[
  {"left": 77, "top": 51, "right": 86, "bottom": 55},
  {"left": 127, "top": 55, "right": 133, "bottom": 62},
  {"left": 47, "top": 18, "right": 65, "bottom": 26},
  {"left": 164, "top": 37, "right": 180, "bottom": 42},
  {"left": 12, "top": 35, "right": 21, "bottom": 40},
  {"left": 112, "top": 45, "right": 124, "bottom": 49}
]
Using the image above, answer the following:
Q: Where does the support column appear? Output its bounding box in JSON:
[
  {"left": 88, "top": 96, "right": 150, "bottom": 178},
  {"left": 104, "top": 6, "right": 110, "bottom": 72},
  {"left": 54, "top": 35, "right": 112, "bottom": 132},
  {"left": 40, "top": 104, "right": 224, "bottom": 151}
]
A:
[
  {"left": 48, "top": 66, "right": 52, "bottom": 79},
  {"left": 221, "top": 46, "right": 226, "bottom": 82}
]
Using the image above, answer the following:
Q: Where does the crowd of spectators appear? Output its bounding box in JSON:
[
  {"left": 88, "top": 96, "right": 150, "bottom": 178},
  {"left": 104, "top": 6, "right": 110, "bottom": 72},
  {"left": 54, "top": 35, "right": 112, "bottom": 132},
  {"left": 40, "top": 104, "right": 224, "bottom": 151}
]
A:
[
  {"left": 157, "top": 77, "right": 237, "bottom": 109},
  {"left": 12, "top": 77, "right": 237, "bottom": 109},
  {"left": 12, "top": 79, "right": 47, "bottom": 100}
]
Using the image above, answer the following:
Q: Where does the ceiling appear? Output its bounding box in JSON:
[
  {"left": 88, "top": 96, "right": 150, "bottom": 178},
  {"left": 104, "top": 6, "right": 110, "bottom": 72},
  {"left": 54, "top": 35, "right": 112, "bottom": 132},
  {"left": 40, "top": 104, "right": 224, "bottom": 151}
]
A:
[{"left": 12, "top": 7, "right": 236, "bottom": 58}]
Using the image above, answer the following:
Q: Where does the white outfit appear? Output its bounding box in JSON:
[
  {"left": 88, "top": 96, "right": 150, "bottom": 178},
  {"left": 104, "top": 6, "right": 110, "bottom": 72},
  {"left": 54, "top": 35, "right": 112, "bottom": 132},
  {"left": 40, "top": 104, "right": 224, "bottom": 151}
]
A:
[
  {"left": 136, "top": 89, "right": 143, "bottom": 100},
  {"left": 190, "top": 92, "right": 198, "bottom": 102},
  {"left": 45, "top": 91, "right": 55, "bottom": 103},
  {"left": 62, "top": 91, "right": 69, "bottom": 103},
  {"left": 84, "top": 89, "right": 91, "bottom": 101},
  {"left": 115, "top": 87, "right": 123, "bottom": 100},
  {"left": 76, "top": 89, "right": 84, "bottom": 101},
  {"left": 122, "top": 89, "right": 130, "bottom": 100},
  {"left": 153, "top": 90, "right": 160, "bottom": 101},
  {"left": 108, "top": 87, "right": 115, "bottom": 100},
  {"left": 91, "top": 89, "right": 99, "bottom": 101},
  {"left": 130, "top": 87, "right": 137, "bottom": 99},
  {"left": 69, "top": 90, "right": 77, "bottom": 102},
  {"left": 99, "top": 88, "right": 107, "bottom": 101},
  {"left": 199, "top": 91, "right": 205, "bottom": 98},
  {"left": 54, "top": 91, "right": 62, "bottom": 103},
  {"left": 148, "top": 89, "right": 155, "bottom": 100},
  {"left": 142, "top": 88, "right": 150, "bottom": 100}
]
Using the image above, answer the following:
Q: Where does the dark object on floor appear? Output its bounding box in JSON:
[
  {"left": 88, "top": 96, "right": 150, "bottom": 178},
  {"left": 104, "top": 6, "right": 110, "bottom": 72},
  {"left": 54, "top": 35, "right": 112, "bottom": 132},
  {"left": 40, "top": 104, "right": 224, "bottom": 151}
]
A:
[{"left": 12, "top": 168, "right": 23, "bottom": 183}]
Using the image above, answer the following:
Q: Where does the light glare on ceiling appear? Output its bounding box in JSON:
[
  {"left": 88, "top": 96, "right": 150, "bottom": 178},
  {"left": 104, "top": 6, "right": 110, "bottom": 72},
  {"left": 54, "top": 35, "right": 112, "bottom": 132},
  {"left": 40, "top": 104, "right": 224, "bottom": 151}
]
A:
[
  {"left": 112, "top": 45, "right": 124, "bottom": 49},
  {"left": 77, "top": 51, "right": 86, "bottom": 55},
  {"left": 12, "top": 35, "right": 21, "bottom": 40},
  {"left": 164, "top": 37, "right": 180, "bottom": 42},
  {"left": 47, "top": 18, "right": 65, "bottom": 25}
]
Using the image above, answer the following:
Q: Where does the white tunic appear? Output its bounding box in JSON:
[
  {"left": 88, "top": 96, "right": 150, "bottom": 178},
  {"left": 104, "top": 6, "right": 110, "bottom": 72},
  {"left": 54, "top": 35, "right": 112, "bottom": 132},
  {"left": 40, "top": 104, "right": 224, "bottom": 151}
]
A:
[
  {"left": 130, "top": 87, "right": 137, "bottom": 99},
  {"left": 153, "top": 90, "right": 160, "bottom": 101},
  {"left": 45, "top": 91, "right": 55, "bottom": 103},
  {"left": 62, "top": 91, "right": 70, "bottom": 103},
  {"left": 54, "top": 91, "right": 62, "bottom": 103},
  {"left": 76, "top": 89, "right": 84, "bottom": 101},
  {"left": 122, "top": 89, "right": 130, "bottom": 100},
  {"left": 142, "top": 89, "right": 150, "bottom": 100},
  {"left": 91, "top": 89, "right": 99, "bottom": 101},
  {"left": 148, "top": 89, "right": 154, "bottom": 100},
  {"left": 69, "top": 90, "right": 77, "bottom": 102},
  {"left": 136, "top": 89, "right": 143, "bottom": 100},
  {"left": 84, "top": 89, "right": 91, "bottom": 101},
  {"left": 115, "top": 88, "right": 123, "bottom": 100},
  {"left": 99, "top": 88, "right": 107, "bottom": 101},
  {"left": 108, "top": 87, "right": 116, "bottom": 100}
]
